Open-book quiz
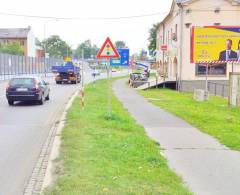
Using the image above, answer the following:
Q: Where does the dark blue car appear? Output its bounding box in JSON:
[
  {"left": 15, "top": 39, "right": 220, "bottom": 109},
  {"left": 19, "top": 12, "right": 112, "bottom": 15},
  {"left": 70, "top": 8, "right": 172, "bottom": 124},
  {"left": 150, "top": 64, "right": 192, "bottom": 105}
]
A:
[{"left": 6, "top": 76, "right": 50, "bottom": 106}]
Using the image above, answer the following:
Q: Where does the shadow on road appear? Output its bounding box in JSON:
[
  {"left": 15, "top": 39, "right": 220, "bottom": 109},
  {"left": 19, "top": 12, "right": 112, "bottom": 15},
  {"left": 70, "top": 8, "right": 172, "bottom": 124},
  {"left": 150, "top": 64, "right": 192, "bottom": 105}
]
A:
[{"left": 11, "top": 101, "right": 46, "bottom": 107}]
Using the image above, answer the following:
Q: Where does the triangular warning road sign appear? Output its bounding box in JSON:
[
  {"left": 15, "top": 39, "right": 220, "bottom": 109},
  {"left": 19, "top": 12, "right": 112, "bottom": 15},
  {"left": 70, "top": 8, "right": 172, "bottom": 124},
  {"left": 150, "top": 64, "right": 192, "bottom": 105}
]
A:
[{"left": 97, "top": 37, "right": 120, "bottom": 59}]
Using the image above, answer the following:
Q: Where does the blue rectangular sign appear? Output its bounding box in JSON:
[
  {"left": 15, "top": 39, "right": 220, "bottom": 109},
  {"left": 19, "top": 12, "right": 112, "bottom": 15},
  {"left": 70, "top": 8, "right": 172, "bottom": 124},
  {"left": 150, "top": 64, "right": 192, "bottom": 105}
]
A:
[{"left": 110, "top": 49, "right": 129, "bottom": 66}]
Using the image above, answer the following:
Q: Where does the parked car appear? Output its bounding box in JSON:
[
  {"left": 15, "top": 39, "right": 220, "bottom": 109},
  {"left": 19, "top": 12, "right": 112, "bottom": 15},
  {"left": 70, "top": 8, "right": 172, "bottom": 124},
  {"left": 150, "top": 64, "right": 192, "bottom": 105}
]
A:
[
  {"left": 129, "top": 72, "right": 148, "bottom": 81},
  {"left": 6, "top": 76, "right": 50, "bottom": 105},
  {"left": 129, "top": 72, "right": 148, "bottom": 88}
]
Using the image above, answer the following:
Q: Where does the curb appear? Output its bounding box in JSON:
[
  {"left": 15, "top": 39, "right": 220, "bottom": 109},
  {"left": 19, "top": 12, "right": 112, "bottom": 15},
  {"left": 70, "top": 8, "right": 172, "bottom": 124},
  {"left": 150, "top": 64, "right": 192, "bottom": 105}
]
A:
[{"left": 23, "top": 88, "right": 80, "bottom": 195}]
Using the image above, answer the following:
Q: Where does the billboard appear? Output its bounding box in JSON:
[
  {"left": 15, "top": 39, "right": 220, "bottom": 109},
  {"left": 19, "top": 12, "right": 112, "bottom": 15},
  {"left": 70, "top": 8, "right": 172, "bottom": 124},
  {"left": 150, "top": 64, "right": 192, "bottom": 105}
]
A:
[
  {"left": 110, "top": 49, "right": 129, "bottom": 66},
  {"left": 191, "top": 26, "right": 240, "bottom": 63}
]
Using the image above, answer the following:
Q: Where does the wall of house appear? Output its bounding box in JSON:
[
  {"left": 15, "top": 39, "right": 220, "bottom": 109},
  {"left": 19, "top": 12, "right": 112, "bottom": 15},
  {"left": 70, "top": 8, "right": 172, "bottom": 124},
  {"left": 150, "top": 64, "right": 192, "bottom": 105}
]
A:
[
  {"left": 157, "top": 0, "right": 240, "bottom": 87},
  {"left": 181, "top": 0, "right": 240, "bottom": 81},
  {"left": 156, "top": 2, "right": 181, "bottom": 80},
  {"left": 0, "top": 38, "right": 27, "bottom": 55}
]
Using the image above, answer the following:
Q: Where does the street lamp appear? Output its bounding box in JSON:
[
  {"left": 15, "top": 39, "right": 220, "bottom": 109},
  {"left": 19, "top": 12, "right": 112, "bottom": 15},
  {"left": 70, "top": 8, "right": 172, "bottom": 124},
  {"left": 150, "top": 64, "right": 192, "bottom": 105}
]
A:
[{"left": 43, "top": 19, "right": 58, "bottom": 76}]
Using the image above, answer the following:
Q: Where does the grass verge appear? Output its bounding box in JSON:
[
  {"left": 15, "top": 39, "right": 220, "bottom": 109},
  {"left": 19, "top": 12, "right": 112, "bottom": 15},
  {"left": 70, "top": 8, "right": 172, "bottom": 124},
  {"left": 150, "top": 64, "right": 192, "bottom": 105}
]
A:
[
  {"left": 45, "top": 79, "right": 192, "bottom": 195},
  {"left": 139, "top": 89, "right": 240, "bottom": 151}
]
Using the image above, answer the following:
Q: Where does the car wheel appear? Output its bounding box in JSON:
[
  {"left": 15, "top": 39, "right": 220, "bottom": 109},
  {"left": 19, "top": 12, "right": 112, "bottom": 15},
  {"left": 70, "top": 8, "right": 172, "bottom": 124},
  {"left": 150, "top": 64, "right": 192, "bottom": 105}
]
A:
[
  {"left": 38, "top": 94, "right": 44, "bottom": 105},
  {"left": 71, "top": 81, "right": 77, "bottom": 84},
  {"left": 8, "top": 100, "right": 14, "bottom": 106},
  {"left": 45, "top": 94, "right": 50, "bottom": 101},
  {"left": 56, "top": 81, "right": 61, "bottom": 84}
]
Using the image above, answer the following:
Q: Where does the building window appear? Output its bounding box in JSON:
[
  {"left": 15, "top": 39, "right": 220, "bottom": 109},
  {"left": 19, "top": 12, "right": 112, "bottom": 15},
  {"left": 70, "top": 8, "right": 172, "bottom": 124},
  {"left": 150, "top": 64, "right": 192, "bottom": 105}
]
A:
[
  {"left": 186, "top": 9, "right": 192, "bottom": 14},
  {"left": 185, "top": 23, "right": 191, "bottom": 28},
  {"left": 168, "top": 31, "right": 170, "bottom": 44},
  {"left": 171, "top": 28, "right": 172, "bottom": 43},
  {"left": 175, "top": 24, "right": 178, "bottom": 41},
  {"left": 20, "top": 40, "right": 24, "bottom": 46},
  {"left": 195, "top": 63, "right": 227, "bottom": 76},
  {"left": 214, "top": 8, "right": 220, "bottom": 13}
]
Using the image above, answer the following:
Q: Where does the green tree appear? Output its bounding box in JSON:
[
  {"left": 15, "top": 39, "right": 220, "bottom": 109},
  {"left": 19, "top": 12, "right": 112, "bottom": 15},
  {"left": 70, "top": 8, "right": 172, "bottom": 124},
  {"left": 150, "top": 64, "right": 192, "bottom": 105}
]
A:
[
  {"left": 0, "top": 42, "right": 24, "bottom": 55},
  {"left": 35, "top": 38, "right": 41, "bottom": 47},
  {"left": 74, "top": 40, "right": 99, "bottom": 59},
  {"left": 148, "top": 23, "right": 158, "bottom": 56},
  {"left": 40, "top": 35, "right": 72, "bottom": 58},
  {"left": 115, "top": 40, "right": 126, "bottom": 49}
]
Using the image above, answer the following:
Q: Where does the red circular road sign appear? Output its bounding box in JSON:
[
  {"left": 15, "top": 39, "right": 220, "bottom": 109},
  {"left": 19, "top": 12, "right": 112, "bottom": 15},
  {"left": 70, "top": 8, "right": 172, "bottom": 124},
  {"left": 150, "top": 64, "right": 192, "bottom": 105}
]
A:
[{"left": 161, "top": 45, "right": 168, "bottom": 51}]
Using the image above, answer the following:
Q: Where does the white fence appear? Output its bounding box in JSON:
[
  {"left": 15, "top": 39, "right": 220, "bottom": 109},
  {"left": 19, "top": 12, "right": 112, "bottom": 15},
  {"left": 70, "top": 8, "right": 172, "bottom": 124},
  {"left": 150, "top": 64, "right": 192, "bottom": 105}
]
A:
[{"left": 0, "top": 53, "right": 64, "bottom": 80}]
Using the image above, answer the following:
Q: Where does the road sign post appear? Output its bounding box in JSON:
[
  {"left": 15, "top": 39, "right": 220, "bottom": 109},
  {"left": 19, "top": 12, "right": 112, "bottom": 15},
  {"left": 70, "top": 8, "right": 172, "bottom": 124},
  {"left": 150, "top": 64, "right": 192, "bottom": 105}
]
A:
[
  {"left": 97, "top": 37, "right": 120, "bottom": 118},
  {"left": 107, "top": 59, "right": 111, "bottom": 117},
  {"left": 161, "top": 45, "right": 167, "bottom": 88}
]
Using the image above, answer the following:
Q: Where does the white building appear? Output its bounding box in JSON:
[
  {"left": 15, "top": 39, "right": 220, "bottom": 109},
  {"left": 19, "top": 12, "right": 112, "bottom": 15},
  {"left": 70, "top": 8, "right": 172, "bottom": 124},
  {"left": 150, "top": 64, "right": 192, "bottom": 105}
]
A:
[{"left": 156, "top": 0, "right": 240, "bottom": 92}]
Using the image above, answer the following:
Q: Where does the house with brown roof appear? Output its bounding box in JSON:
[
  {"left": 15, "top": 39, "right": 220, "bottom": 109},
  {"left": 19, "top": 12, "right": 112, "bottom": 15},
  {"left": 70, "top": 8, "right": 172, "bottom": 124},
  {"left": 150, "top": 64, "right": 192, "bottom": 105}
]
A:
[{"left": 0, "top": 26, "right": 36, "bottom": 57}]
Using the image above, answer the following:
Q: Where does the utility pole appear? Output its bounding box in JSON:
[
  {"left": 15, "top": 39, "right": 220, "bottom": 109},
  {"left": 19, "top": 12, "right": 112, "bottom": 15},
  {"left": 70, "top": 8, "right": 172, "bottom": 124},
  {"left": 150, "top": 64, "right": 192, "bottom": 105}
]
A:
[
  {"left": 205, "top": 63, "right": 209, "bottom": 101},
  {"left": 162, "top": 23, "right": 165, "bottom": 88},
  {"left": 178, "top": 4, "right": 183, "bottom": 91},
  {"left": 44, "top": 23, "right": 47, "bottom": 77},
  {"left": 163, "top": 50, "right": 165, "bottom": 88}
]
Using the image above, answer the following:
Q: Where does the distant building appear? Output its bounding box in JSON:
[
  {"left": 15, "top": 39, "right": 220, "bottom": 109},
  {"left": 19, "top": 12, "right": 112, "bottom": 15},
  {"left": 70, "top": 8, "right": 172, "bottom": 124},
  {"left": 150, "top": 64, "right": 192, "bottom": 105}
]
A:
[
  {"left": 36, "top": 46, "right": 45, "bottom": 58},
  {"left": 0, "top": 26, "right": 36, "bottom": 57},
  {"left": 156, "top": 0, "right": 240, "bottom": 92}
]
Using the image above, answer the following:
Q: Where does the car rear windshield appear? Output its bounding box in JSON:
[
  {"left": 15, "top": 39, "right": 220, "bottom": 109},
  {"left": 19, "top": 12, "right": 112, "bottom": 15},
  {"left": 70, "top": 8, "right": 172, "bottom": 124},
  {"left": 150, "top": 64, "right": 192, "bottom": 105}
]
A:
[{"left": 10, "top": 78, "right": 35, "bottom": 87}]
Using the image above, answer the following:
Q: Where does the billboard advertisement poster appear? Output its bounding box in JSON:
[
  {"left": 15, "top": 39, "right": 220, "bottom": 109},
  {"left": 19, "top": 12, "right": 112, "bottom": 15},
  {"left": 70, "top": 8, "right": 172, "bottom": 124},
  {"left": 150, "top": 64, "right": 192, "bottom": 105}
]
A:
[
  {"left": 110, "top": 49, "right": 129, "bottom": 66},
  {"left": 191, "top": 26, "right": 240, "bottom": 63}
]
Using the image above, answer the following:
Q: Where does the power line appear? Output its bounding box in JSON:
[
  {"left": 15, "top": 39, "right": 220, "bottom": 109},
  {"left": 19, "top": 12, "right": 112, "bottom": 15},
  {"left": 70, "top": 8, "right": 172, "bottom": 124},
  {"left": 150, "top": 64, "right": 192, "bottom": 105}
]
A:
[
  {"left": 0, "top": 11, "right": 169, "bottom": 21},
  {"left": 0, "top": 8, "right": 238, "bottom": 21}
]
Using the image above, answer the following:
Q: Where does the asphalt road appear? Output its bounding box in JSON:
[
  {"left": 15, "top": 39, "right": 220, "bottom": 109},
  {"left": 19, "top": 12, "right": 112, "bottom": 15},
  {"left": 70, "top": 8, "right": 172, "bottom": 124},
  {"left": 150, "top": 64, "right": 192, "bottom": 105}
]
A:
[{"left": 0, "top": 65, "right": 128, "bottom": 195}]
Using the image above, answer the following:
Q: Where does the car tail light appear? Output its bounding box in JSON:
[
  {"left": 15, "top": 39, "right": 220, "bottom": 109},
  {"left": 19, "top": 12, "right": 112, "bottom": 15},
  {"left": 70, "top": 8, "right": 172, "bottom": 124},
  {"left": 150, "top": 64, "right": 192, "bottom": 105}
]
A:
[
  {"left": 33, "top": 79, "right": 40, "bottom": 92},
  {"left": 33, "top": 87, "right": 40, "bottom": 93},
  {"left": 6, "top": 83, "right": 11, "bottom": 92}
]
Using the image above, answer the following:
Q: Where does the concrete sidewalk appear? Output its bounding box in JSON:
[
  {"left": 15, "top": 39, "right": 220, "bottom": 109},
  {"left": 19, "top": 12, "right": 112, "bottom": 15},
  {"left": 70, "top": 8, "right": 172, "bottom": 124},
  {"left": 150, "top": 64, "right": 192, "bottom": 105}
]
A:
[{"left": 113, "top": 79, "right": 240, "bottom": 195}]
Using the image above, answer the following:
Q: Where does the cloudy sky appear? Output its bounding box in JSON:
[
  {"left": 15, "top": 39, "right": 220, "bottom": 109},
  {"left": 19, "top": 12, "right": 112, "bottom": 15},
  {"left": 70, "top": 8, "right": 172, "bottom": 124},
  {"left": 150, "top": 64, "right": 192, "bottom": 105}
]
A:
[{"left": 0, "top": 0, "right": 172, "bottom": 54}]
